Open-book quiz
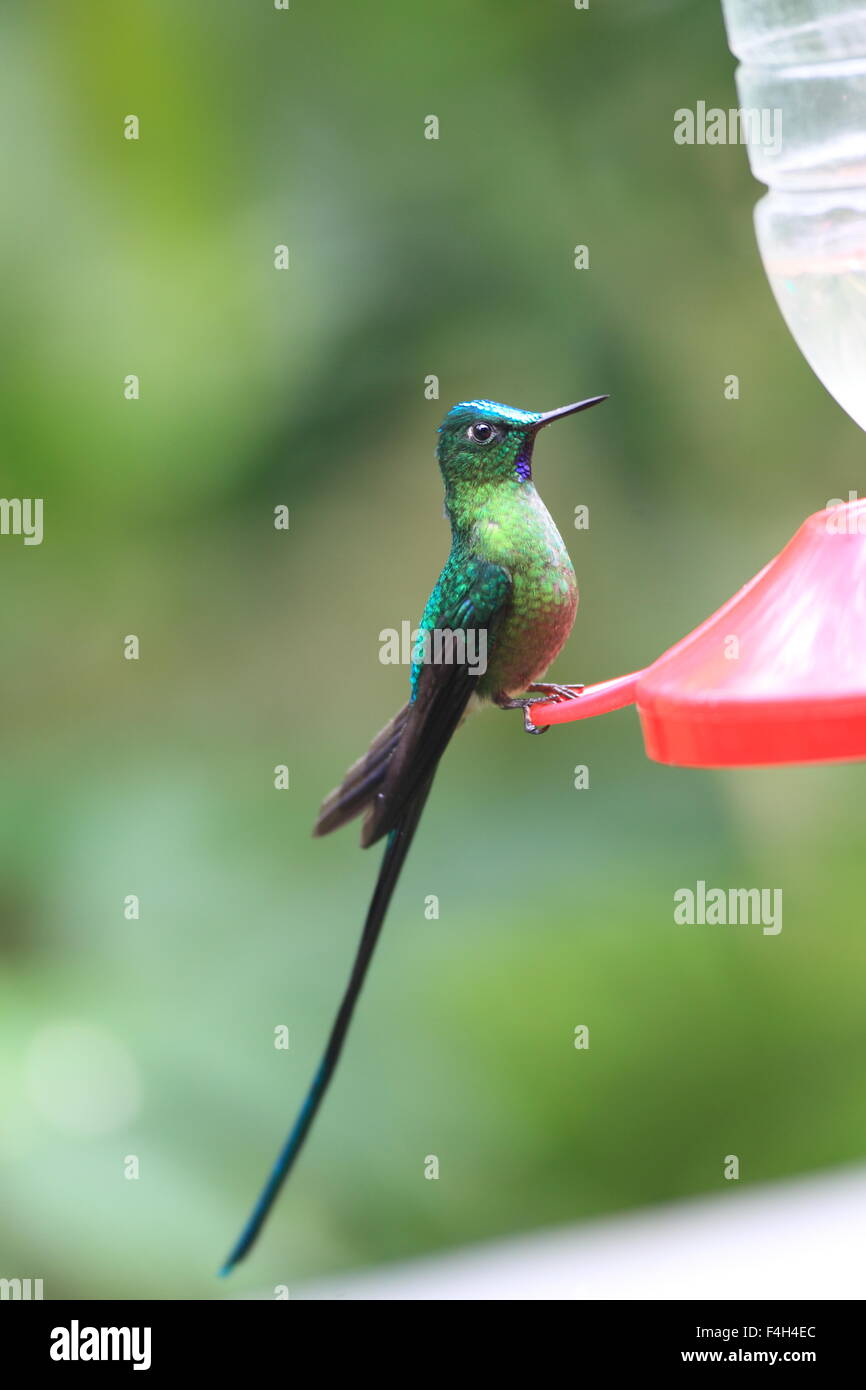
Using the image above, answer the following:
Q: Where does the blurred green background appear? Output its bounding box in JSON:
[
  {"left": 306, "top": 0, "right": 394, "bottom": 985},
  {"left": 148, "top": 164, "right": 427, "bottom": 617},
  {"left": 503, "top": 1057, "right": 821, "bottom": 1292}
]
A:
[{"left": 1, "top": 0, "right": 865, "bottom": 1298}]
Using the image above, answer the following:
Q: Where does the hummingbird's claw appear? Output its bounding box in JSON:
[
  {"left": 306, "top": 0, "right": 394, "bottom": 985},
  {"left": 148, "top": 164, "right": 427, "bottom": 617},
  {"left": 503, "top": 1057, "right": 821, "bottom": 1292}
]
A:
[
  {"left": 527, "top": 682, "right": 585, "bottom": 701},
  {"left": 494, "top": 692, "right": 552, "bottom": 733}
]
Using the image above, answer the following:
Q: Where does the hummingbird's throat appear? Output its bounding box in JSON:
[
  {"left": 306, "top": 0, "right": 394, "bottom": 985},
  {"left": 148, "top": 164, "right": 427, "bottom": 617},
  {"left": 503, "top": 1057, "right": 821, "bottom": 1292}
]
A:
[{"left": 514, "top": 437, "right": 535, "bottom": 482}]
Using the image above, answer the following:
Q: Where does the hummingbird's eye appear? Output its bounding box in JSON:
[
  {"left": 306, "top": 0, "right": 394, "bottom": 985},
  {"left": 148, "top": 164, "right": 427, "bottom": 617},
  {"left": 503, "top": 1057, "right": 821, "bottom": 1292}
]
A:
[{"left": 468, "top": 421, "right": 497, "bottom": 444}]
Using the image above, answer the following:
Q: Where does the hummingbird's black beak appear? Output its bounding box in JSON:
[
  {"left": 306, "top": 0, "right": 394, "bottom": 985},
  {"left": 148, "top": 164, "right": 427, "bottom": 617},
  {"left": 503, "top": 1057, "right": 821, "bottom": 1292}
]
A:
[{"left": 534, "top": 395, "right": 609, "bottom": 429}]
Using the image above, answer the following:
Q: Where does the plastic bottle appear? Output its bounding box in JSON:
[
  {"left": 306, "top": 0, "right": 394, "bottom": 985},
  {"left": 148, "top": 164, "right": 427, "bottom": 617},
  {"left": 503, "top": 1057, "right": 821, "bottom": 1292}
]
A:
[{"left": 721, "top": 0, "right": 866, "bottom": 432}]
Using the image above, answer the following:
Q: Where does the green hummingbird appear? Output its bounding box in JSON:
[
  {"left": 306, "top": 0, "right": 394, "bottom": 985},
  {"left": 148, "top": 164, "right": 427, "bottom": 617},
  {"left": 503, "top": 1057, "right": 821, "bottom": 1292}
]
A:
[{"left": 221, "top": 392, "right": 608, "bottom": 1274}]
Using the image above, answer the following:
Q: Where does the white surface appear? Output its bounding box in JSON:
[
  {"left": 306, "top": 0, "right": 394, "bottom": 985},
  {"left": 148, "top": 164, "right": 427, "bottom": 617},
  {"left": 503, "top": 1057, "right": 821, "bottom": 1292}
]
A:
[{"left": 294, "top": 1167, "right": 866, "bottom": 1300}]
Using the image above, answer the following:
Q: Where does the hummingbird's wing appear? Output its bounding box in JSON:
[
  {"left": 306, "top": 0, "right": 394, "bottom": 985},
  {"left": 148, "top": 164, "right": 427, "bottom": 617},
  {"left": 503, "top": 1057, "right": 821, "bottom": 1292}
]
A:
[
  {"left": 313, "top": 559, "right": 511, "bottom": 845},
  {"left": 361, "top": 558, "right": 511, "bottom": 846}
]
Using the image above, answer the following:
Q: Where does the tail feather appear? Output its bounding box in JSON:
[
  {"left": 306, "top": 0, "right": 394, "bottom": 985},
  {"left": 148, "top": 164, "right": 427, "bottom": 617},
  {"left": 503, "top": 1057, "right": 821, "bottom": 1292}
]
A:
[
  {"left": 313, "top": 703, "right": 411, "bottom": 839},
  {"left": 220, "top": 775, "right": 433, "bottom": 1276}
]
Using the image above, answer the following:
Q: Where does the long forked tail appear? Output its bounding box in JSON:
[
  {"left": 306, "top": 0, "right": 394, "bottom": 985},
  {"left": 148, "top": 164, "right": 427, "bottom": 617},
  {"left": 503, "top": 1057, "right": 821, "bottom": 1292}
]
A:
[{"left": 219, "top": 776, "right": 434, "bottom": 1276}]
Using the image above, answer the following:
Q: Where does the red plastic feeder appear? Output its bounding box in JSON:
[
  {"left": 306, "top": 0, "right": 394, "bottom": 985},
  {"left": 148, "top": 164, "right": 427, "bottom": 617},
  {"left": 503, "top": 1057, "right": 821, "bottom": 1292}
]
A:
[{"left": 530, "top": 499, "right": 866, "bottom": 768}]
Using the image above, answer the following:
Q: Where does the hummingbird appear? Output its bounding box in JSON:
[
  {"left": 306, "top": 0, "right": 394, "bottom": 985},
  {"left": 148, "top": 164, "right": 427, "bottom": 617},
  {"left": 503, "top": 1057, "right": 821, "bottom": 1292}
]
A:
[{"left": 221, "top": 392, "right": 608, "bottom": 1274}]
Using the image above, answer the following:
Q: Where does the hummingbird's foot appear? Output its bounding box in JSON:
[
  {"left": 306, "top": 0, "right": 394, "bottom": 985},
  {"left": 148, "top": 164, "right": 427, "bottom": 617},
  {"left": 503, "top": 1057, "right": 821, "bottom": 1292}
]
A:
[
  {"left": 521, "top": 703, "right": 549, "bottom": 735},
  {"left": 527, "top": 682, "right": 585, "bottom": 701},
  {"left": 494, "top": 694, "right": 551, "bottom": 735}
]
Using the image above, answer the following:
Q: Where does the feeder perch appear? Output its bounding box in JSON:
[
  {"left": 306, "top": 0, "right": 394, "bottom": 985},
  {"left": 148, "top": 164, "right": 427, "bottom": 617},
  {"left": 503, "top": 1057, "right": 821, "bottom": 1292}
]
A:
[{"left": 530, "top": 499, "right": 866, "bottom": 768}]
